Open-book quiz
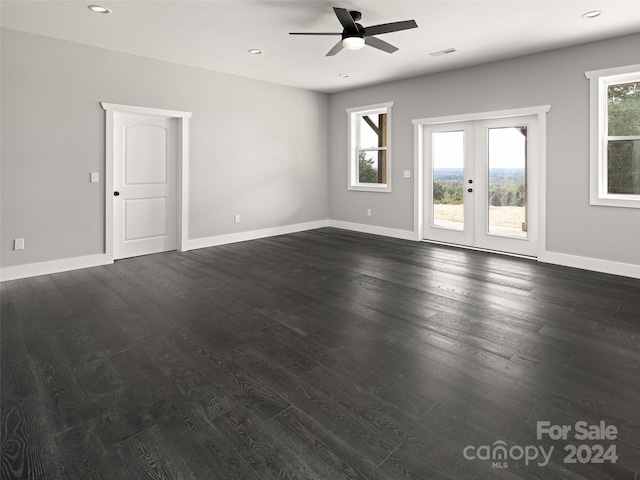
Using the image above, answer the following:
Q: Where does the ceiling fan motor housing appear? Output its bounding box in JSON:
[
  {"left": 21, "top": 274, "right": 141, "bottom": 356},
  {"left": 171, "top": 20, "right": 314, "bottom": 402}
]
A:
[
  {"left": 342, "top": 23, "right": 365, "bottom": 50},
  {"left": 349, "top": 11, "right": 362, "bottom": 22},
  {"left": 342, "top": 24, "right": 364, "bottom": 41},
  {"left": 342, "top": 12, "right": 365, "bottom": 46}
]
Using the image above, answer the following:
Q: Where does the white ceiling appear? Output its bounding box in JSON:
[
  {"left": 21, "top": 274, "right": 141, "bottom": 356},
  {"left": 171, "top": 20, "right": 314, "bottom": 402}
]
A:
[{"left": 2, "top": 1, "right": 639, "bottom": 93}]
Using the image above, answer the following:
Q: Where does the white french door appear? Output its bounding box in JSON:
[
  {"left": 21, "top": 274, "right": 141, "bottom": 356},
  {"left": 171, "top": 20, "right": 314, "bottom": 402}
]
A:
[{"left": 423, "top": 115, "right": 539, "bottom": 257}]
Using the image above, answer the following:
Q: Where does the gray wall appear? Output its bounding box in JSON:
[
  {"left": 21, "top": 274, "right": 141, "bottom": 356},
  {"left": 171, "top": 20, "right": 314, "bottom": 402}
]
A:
[
  {"left": 1, "top": 28, "right": 329, "bottom": 268},
  {"left": 328, "top": 33, "right": 640, "bottom": 266},
  {"left": 2, "top": 28, "right": 639, "bottom": 270}
]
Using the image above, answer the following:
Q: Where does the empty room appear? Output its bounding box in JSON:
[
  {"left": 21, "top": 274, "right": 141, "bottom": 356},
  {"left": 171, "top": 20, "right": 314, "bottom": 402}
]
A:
[{"left": 1, "top": 1, "right": 640, "bottom": 479}]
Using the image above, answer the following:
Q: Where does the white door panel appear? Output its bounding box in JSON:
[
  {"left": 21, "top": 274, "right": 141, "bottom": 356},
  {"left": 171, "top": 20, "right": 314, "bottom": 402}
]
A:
[
  {"left": 124, "top": 124, "right": 168, "bottom": 185},
  {"left": 124, "top": 198, "right": 167, "bottom": 240},
  {"left": 423, "top": 122, "right": 475, "bottom": 246},
  {"left": 474, "top": 116, "right": 538, "bottom": 256},
  {"left": 114, "top": 113, "right": 177, "bottom": 259}
]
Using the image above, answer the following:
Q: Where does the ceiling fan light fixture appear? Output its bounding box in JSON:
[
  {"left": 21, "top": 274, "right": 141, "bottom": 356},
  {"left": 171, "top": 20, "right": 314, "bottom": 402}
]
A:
[{"left": 342, "top": 35, "right": 365, "bottom": 50}]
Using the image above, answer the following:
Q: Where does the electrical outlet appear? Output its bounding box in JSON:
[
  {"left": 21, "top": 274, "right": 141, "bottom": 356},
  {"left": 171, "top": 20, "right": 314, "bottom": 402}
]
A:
[
  {"left": 90, "top": 172, "right": 99, "bottom": 183},
  {"left": 234, "top": 215, "right": 240, "bottom": 224},
  {"left": 14, "top": 238, "right": 24, "bottom": 250},
  {"left": 367, "top": 209, "right": 372, "bottom": 217},
  {"left": 403, "top": 170, "right": 411, "bottom": 178}
]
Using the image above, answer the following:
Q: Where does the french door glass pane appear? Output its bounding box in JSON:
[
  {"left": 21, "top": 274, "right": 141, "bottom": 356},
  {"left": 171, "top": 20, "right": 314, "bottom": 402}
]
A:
[
  {"left": 432, "top": 131, "right": 464, "bottom": 231},
  {"left": 487, "top": 127, "right": 528, "bottom": 239}
]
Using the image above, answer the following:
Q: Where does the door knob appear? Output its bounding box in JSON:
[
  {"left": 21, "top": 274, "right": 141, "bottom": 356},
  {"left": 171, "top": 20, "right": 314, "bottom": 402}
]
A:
[
  {"left": 468, "top": 179, "right": 473, "bottom": 184},
  {"left": 467, "top": 188, "right": 473, "bottom": 193},
  {"left": 114, "top": 191, "right": 120, "bottom": 196}
]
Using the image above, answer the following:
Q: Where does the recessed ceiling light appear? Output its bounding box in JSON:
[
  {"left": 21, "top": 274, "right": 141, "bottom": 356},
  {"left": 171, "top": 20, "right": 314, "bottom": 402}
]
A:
[
  {"left": 582, "top": 10, "right": 603, "bottom": 19},
  {"left": 248, "top": 49, "right": 262, "bottom": 54},
  {"left": 88, "top": 5, "right": 111, "bottom": 14},
  {"left": 338, "top": 73, "right": 350, "bottom": 78}
]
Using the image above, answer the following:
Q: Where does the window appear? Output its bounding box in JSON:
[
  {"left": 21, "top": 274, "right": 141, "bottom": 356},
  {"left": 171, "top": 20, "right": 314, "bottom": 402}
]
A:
[
  {"left": 347, "top": 102, "right": 393, "bottom": 192},
  {"left": 586, "top": 64, "right": 640, "bottom": 208}
]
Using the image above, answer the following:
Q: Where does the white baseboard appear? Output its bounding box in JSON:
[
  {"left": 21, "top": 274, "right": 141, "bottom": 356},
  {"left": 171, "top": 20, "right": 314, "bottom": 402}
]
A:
[
  {"left": 0, "top": 221, "right": 328, "bottom": 282},
  {"left": 2, "top": 222, "right": 637, "bottom": 281},
  {"left": 331, "top": 220, "right": 640, "bottom": 279},
  {"left": 328, "top": 220, "right": 418, "bottom": 241},
  {"left": 0, "top": 253, "right": 112, "bottom": 282},
  {"left": 538, "top": 251, "right": 640, "bottom": 279},
  {"left": 184, "top": 220, "right": 330, "bottom": 251}
]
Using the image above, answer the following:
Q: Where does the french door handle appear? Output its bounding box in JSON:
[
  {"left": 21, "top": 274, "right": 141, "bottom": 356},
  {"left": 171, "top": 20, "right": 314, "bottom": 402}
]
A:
[
  {"left": 467, "top": 188, "right": 473, "bottom": 193},
  {"left": 114, "top": 191, "right": 120, "bottom": 196}
]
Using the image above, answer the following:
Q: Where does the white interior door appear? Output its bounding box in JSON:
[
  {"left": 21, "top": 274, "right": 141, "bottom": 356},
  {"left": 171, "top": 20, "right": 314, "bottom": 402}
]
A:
[
  {"left": 423, "top": 115, "right": 539, "bottom": 257},
  {"left": 113, "top": 112, "right": 177, "bottom": 260}
]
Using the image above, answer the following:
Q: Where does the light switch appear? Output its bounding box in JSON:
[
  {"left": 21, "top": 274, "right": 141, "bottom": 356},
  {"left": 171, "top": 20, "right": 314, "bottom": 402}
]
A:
[
  {"left": 90, "top": 172, "right": 99, "bottom": 183},
  {"left": 403, "top": 170, "right": 411, "bottom": 179}
]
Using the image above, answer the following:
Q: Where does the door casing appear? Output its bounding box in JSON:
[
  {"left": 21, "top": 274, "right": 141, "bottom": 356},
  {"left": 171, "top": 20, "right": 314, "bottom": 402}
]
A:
[{"left": 102, "top": 103, "right": 192, "bottom": 262}]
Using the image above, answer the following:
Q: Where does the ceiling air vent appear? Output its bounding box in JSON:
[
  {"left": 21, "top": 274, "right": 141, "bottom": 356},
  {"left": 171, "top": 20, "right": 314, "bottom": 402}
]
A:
[{"left": 430, "top": 48, "right": 457, "bottom": 57}]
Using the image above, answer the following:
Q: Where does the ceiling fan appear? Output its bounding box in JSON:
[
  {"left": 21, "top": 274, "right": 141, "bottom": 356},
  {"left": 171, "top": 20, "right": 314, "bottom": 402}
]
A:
[{"left": 289, "top": 7, "right": 418, "bottom": 56}]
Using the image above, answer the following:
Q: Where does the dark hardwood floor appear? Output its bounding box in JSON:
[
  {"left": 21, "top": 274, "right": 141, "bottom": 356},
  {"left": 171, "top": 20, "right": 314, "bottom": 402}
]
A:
[{"left": 2, "top": 228, "right": 639, "bottom": 479}]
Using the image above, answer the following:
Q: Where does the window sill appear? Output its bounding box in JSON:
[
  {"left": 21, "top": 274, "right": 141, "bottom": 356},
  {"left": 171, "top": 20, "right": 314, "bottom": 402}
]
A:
[
  {"left": 590, "top": 195, "right": 640, "bottom": 209},
  {"left": 348, "top": 184, "right": 392, "bottom": 193}
]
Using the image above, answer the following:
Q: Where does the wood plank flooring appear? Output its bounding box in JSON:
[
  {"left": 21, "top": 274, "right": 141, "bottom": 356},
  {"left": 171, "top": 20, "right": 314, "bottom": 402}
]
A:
[{"left": 2, "top": 227, "right": 640, "bottom": 479}]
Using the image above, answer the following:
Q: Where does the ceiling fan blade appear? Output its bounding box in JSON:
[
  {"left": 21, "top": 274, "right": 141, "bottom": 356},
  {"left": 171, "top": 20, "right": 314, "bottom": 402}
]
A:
[
  {"left": 326, "top": 40, "right": 344, "bottom": 56},
  {"left": 333, "top": 7, "right": 358, "bottom": 31},
  {"left": 289, "top": 32, "right": 342, "bottom": 35},
  {"left": 364, "top": 19, "right": 418, "bottom": 36},
  {"left": 365, "top": 36, "right": 398, "bottom": 54}
]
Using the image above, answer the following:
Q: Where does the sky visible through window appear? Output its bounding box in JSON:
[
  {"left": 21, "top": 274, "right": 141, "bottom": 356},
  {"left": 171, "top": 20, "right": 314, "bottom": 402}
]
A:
[
  {"left": 360, "top": 115, "right": 381, "bottom": 148},
  {"left": 433, "top": 128, "right": 526, "bottom": 170}
]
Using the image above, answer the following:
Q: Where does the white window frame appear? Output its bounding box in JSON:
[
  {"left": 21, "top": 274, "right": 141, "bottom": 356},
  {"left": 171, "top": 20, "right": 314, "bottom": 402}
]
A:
[
  {"left": 586, "top": 64, "right": 640, "bottom": 208},
  {"left": 347, "top": 102, "right": 393, "bottom": 192}
]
